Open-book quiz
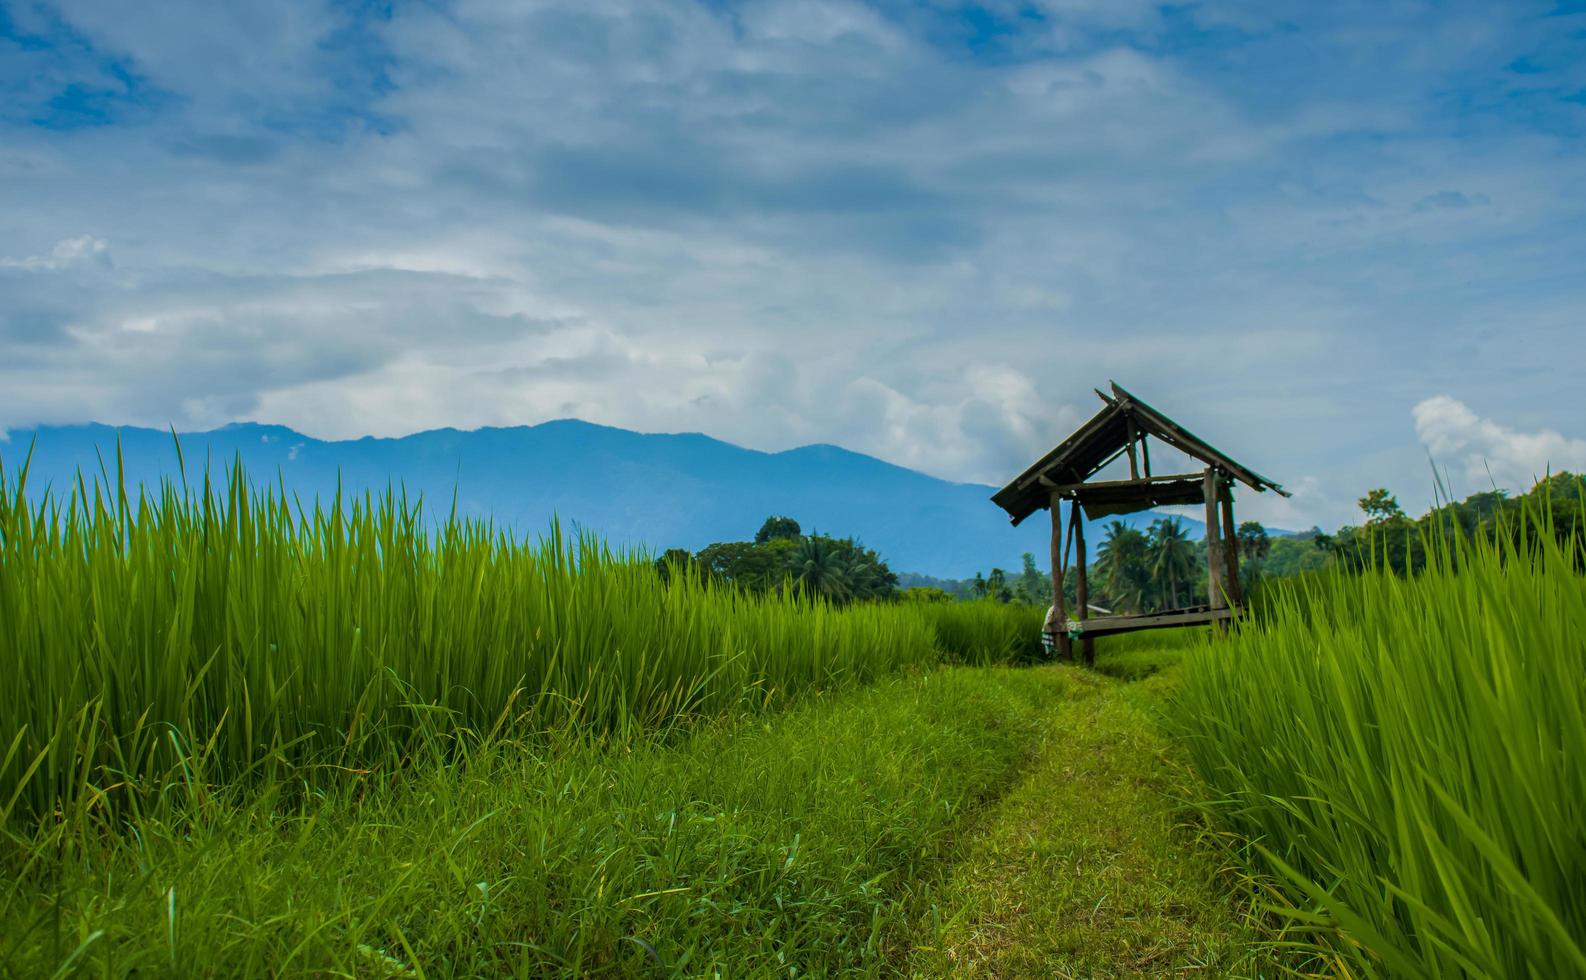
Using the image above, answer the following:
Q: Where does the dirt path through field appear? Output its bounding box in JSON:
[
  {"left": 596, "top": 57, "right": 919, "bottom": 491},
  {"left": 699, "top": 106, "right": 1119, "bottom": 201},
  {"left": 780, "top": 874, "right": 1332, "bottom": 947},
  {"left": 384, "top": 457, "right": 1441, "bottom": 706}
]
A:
[{"left": 906, "top": 664, "right": 1276, "bottom": 978}]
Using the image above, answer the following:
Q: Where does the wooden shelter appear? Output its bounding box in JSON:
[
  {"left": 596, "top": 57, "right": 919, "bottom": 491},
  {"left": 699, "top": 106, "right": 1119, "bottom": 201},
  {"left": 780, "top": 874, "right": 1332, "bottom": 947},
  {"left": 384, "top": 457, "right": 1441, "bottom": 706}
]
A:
[{"left": 991, "top": 382, "right": 1289, "bottom": 664}]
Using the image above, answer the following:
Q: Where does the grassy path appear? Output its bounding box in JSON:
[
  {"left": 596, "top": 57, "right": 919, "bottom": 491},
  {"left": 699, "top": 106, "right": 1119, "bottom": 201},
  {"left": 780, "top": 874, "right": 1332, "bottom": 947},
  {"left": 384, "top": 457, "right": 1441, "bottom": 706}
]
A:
[{"left": 909, "top": 663, "right": 1277, "bottom": 978}]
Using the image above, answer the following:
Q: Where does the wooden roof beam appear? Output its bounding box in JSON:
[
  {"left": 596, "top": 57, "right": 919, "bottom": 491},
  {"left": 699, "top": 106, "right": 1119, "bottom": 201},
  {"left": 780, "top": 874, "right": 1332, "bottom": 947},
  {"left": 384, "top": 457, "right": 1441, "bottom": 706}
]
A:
[
  {"left": 1046, "top": 472, "right": 1205, "bottom": 495},
  {"left": 1110, "top": 381, "right": 1290, "bottom": 497},
  {"left": 1012, "top": 402, "right": 1125, "bottom": 492}
]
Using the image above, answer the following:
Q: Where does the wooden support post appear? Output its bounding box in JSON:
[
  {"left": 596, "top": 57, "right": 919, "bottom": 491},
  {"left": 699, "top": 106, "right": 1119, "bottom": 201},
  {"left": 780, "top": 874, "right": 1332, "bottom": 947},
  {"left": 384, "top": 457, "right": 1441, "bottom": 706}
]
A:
[
  {"left": 1140, "top": 433, "right": 1151, "bottom": 478},
  {"left": 1048, "top": 491, "right": 1071, "bottom": 660},
  {"left": 1073, "top": 499, "right": 1094, "bottom": 666},
  {"left": 1220, "top": 488, "right": 1242, "bottom": 609},
  {"left": 1125, "top": 420, "right": 1140, "bottom": 479},
  {"left": 1203, "top": 468, "right": 1227, "bottom": 614}
]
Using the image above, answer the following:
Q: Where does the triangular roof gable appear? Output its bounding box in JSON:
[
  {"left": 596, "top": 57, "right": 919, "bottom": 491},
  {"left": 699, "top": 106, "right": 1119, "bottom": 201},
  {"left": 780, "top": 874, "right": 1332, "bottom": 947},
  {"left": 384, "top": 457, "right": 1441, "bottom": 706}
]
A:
[{"left": 991, "top": 381, "right": 1288, "bottom": 526}]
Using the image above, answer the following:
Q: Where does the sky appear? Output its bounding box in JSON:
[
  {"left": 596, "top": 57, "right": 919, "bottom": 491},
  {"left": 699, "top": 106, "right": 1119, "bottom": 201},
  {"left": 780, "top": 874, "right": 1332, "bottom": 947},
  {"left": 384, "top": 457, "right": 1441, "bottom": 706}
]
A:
[{"left": 2, "top": 0, "right": 1584, "bottom": 530}]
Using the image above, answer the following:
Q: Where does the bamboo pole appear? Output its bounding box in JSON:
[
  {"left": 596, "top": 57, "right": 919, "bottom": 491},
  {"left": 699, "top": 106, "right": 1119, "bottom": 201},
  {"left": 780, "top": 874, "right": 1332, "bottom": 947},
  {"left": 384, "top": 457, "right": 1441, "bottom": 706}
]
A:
[
  {"left": 1203, "top": 468, "right": 1227, "bottom": 613},
  {"left": 1073, "top": 499, "right": 1093, "bottom": 666},
  {"left": 1049, "top": 490, "right": 1070, "bottom": 660},
  {"left": 1220, "top": 488, "right": 1242, "bottom": 609}
]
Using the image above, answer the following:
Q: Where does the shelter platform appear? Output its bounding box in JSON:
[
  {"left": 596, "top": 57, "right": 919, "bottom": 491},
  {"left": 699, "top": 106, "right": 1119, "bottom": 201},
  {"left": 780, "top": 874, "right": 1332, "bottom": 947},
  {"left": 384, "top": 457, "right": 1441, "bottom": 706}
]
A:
[{"left": 1056, "top": 605, "right": 1236, "bottom": 638}]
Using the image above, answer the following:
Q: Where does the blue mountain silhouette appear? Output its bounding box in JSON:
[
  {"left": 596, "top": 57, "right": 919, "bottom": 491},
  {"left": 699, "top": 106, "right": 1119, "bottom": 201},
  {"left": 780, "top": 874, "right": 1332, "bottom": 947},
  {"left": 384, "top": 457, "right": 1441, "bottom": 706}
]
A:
[{"left": 2, "top": 420, "right": 1222, "bottom": 578}]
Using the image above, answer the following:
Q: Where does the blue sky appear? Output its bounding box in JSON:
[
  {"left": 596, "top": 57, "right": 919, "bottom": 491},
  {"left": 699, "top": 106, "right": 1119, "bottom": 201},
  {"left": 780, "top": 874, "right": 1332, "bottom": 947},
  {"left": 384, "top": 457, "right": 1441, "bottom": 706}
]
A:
[{"left": 2, "top": 0, "right": 1584, "bottom": 528}]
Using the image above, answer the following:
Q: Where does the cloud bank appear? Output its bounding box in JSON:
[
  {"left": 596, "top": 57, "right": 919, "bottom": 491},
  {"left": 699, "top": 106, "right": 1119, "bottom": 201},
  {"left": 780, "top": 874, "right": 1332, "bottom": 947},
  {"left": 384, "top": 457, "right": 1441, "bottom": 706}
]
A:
[
  {"left": 1414, "top": 395, "right": 1586, "bottom": 495},
  {"left": 2, "top": 0, "right": 1584, "bottom": 527}
]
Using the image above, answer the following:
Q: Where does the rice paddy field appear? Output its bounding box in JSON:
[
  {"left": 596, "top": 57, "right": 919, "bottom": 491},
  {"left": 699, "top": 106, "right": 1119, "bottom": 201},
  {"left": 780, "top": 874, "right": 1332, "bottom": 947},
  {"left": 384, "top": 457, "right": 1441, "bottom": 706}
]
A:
[
  {"left": 0, "top": 455, "right": 1038, "bottom": 833},
  {"left": 2, "top": 454, "right": 1582, "bottom": 977},
  {"left": 1170, "top": 503, "right": 1586, "bottom": 978}
]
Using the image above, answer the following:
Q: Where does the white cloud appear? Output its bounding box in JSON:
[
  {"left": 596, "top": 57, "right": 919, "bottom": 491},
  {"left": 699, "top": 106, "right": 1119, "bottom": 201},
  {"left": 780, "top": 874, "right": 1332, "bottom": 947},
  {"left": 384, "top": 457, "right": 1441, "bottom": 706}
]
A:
[
  {"left": 740, "top": 0, "right": 907, "bottom": 49},
  {"left": 1231, "top": 475, "right": 1335, "bottom": 532},
  {"left": 0, "top": 235, "right": 112, "bottom": 272},
  {"left": 1414, "top": 395, "right": 1586, "bottom": 494}
]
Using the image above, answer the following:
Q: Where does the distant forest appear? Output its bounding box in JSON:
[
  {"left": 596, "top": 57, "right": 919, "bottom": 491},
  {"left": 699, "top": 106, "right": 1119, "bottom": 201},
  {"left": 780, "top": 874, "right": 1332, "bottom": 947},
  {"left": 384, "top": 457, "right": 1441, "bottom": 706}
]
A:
[
  {"left": 892, "top": 472, "right": 1583, "bottom": 613},
  {"left": 656, "top": 516, "right": 899, "bottom": 604}
]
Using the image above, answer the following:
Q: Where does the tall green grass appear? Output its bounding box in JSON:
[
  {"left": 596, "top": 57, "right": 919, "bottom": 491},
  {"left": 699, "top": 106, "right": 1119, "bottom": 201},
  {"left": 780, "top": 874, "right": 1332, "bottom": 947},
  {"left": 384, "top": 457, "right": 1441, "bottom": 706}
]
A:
[
  {"left": 0, "top": 452, "right": 1033, "bottom": 835},
  {"left": 915, "top": 599, "right": 1047, "bottom": 665},
  {"left": 1171, "top": 495, "right": 1586, "bottom": 977},
  {"left": 2, "top": 669, "right": 1065, "bottom": 977}
]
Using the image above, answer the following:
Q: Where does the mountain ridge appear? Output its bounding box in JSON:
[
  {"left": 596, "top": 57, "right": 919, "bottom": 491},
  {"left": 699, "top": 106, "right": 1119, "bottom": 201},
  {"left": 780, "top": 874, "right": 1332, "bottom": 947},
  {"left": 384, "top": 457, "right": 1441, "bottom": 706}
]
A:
[{"left": 3, "top": 419, "right": 1228, "bottom": 578}]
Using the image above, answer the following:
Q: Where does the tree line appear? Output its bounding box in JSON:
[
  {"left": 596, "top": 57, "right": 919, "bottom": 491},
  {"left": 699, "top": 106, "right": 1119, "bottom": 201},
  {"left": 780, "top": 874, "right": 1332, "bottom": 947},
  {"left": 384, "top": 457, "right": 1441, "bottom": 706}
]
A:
[
  {"left": 657, "top": 515, "right": 899, "bottom": 604},
  {"left": 1323, "top": 472, "right": 1584, "bottom": 574},
  {"left": 661, "top": 471, "right": 1583, "bottom": 610},
  {"left": 955, "top": 516, "right": 1276, "bottom": 615}
]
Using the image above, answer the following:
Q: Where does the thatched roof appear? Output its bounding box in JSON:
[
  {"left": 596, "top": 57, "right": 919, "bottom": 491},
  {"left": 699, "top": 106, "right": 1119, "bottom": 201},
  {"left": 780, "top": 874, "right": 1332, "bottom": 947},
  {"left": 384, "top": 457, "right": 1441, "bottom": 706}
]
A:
[{"left": 991, "top": 382, "right": 1288, "bottom": 526}]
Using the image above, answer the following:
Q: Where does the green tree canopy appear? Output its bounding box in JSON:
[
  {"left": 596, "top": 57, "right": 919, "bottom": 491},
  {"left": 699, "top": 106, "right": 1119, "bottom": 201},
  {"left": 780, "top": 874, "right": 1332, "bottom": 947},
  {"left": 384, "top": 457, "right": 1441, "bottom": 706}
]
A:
[
  {"left": 792, "top": 534, "right": 850, "bottom": 602},
  {"left": 1358, "top": 488, "right": 1405, "bottom": 524},
  {"left": 653, "top": 547, "right": 696, "bottom": 584},
  {"left": 678, "top": 521, "right": 897, "bottom": 604},
  {"left": 1013, "top": 552, "right": 1050, "bottom": 605},
  {"left": 694, "top": 539, "right": 796, "bottom": 590},
  {"left": 1333, "top": 472, "right": 1583, "bottom": 575},
  {"left": 754, "top": 515, "right": 802, "bottom": 544},
  {"left": 1236, "top": 521, "right": 1271, "bottom": 564},
  {"left": 1148, "top": 518, "right": 1197, "bottom": 610},
  {"left": 1097, "top": 521, "right": 1152, "bottom": 613},
  {"left": 984, "top": 567, "right": 1012, "bottom": 603}
]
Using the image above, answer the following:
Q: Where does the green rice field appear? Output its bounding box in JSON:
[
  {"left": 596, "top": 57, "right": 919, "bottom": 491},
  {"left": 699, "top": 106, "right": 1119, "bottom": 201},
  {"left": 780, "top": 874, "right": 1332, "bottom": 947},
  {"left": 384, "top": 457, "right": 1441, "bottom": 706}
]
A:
[
  {"left": 0, "top": 455, "right": 1042, "bottom": 837},
  {"left": 2, "top": 453, "right": 1582, "bottom": 976},
  {"left": 1171, "top": 499, "right": 1586, "bottom": 978}
]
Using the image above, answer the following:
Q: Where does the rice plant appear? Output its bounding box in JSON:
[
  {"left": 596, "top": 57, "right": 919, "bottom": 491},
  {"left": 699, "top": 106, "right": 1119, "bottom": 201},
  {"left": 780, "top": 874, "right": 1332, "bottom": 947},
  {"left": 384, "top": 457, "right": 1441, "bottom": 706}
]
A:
[
  {"left": 0, "top": 448, "right": 989, "bottom": 834},
  {"left": 914, "top": 599, "right": 1047, "bottom": 666},
  {"left": 2, "top": 669, "right": 1068, "bottom": 976},
  {"left": 1171, "top": 491, "right": 1586, "bottom": 977}
]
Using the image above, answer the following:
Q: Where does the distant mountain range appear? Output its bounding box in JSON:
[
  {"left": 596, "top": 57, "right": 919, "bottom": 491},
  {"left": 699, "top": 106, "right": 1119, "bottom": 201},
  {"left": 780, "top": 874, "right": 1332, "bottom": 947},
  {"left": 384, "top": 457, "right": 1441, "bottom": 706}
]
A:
[{"left": 1, "top": 420, "right": 1244, "bottom": 578}]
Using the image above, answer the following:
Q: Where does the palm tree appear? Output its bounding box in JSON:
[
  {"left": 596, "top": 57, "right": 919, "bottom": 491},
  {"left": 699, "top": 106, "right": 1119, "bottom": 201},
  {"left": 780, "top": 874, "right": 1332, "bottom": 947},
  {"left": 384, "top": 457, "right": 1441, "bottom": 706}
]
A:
[
  {"left": 1096, "top": 521, "right": 1150, "bottom": 613},
  {"left": 1148, "top": 517, "right": 1197, "bottom": 610},
  {"left": 1236, "top": 520, "right": 1272, "bottom": 593},
  {"left": 840, "top": 537, "right": 891, "bottom": 601},
  {"left": 985, "top": 567, "right": 1011, "bottom": 603},
  {"left": 792, "top": 535, "right": 851, "bottom": 603}
]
